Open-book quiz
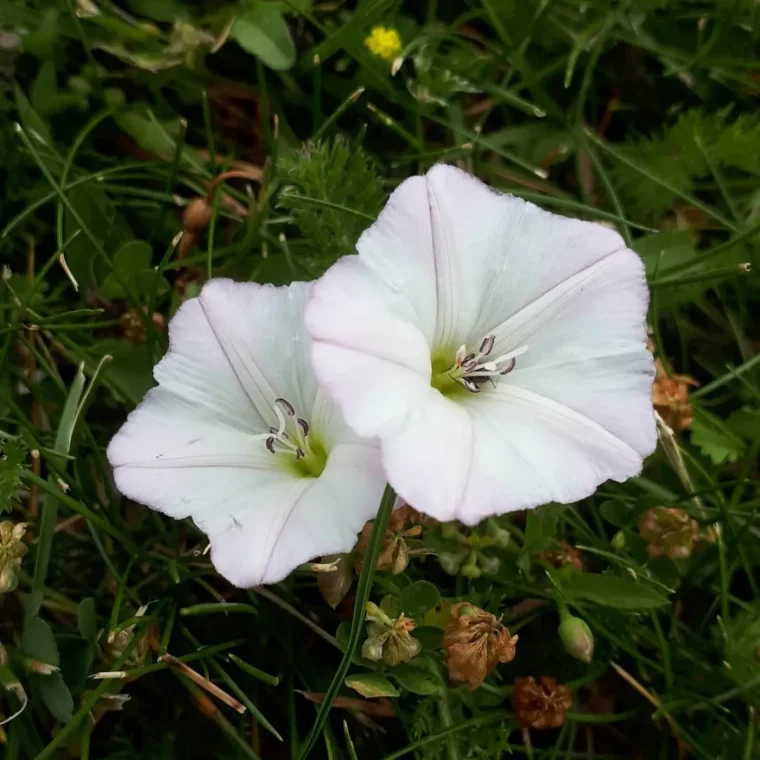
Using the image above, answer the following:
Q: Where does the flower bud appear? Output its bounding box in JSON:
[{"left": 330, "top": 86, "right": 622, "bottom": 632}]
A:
[
  {"left": 440, "top": 522, "right": 463, "bottom": 540},
  {"left": 486, "top": 519, "right": 511, "bottom": 548},
  {"left": 611, "top": 530, "right": 626, "bottom": 551},
  {"left": 557, "top": 608, "right": 594, "bottom": 664},
  {"left": 460, "top": 552, "right": 481, "bottom": 579},
  {"left": 438, "top": 551, "right": 465, "bottom": 575}
]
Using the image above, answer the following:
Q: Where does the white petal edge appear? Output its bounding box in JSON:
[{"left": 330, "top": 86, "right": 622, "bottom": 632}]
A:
[
  {"left": 381, "top": 384, "right": 647, "bottom": 525},
  {"left": 210, "top": 442, "right": 386, "bottom": 586}
]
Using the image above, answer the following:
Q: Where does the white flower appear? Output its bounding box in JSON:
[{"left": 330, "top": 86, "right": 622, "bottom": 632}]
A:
[
  {"left": 305, "top": 164, "right": 656, "bottom": 524},
  {"left": 107, "top": 279, "right": 386, "bottom": 587}
]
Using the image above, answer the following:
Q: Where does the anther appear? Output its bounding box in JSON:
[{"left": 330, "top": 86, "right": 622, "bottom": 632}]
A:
[
  {"left": 275, "top": 398, "right": 295, "bottom": 416},
  {"left": 499, "top": 358, "right": 516, "bottom": 375},
  {"left": 479, "top": 335, "right": 495, "bottom": 356},
  {"left": 297, "top": 418, "right": 309, "bottom": 436},
  {"left": 266, "top": 437, "right": 276, "bottom": 454}
]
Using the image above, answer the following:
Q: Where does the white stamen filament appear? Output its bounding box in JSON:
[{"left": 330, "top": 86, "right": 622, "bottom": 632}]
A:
[
  {"left": 256, "top": 399, "right": 315, "bottom": 459},
  {"left": 448, "top": 337, "right": 528, "bottom": 392}
]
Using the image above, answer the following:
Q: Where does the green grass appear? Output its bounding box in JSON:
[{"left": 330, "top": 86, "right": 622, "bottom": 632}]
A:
[{"left": 1, "top": 1, "right": 760, "bottom": 758}]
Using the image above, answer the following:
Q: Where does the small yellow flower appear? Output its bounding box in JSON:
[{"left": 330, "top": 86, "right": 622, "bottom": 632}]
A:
[{"left": 364, "top": 26, "right": 402, "bottom": 62}]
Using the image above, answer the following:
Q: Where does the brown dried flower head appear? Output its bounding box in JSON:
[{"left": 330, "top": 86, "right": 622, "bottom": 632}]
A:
[
  {"left": 362, "top": 604, "right": 422, "bottom": 666},
  {"left": 652, "top": 359, "right": 698, "bottom": 431},
  {"left": 355, "top": 505, "right": 426, "bottom": 575},
  {"left": 640, "top": 506, "right": 700, "bottom": 560},
  {"left": 0, "top": 521, "right": 28, "bottom": 593},
  {"left": 120, "top": 308, "right": 166, "bottom": 344},
  {"left": 512, "top": 676, "right": 573, "bottom": 730},
  {"left": 443, "top": 603, "right": 518, "bottom": 689},
  {"left": 537, "top": 541, "right": 584, "bottom": 572}
]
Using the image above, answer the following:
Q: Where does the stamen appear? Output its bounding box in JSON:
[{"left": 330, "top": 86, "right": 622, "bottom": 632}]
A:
[
  {"left": 275, "top": 398, "right": 295, "bottom": 416},
  {"left": 442, "top": 339, "right": 529, "bottom": 394},
  {"left": 262, "top": 399, "right": 316, "bottom": 462}
]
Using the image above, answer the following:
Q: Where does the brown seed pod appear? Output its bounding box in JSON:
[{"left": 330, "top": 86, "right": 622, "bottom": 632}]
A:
[{"left": 182, "top": 197, "right": 213, "bottom": 232}]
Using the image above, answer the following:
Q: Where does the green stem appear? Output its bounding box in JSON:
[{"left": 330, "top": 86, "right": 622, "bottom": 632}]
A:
[{"left": 297, "top": 484, "right": 396, "bottom": 760}]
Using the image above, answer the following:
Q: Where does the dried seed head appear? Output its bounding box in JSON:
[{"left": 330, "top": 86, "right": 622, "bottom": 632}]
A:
[
  {"left": 537, "top": 541, "right": 584, "bottom": 572},
  {"left": 512, "top": 676, "right": 573, "bottom": 730},
  {"left": 354, "top": 505, "right": 427, "bottom": 575},
  {"left": 362, "top": 612, "right": 422, "bottom": 666},
  {"left": 652, "top": 359, "right": 698, "bottom": 431},
  {"left": 120, "top": 308, "right": 165, "bottom": 344},
  {"left": 443, "top": 602, "right": 518, "bottom": 689},
  {"left": 0, "top": 521, "right": 28, "bottom": 593},
  {"left": 639, "top": 506, "right": 700, "bottom": 560}
]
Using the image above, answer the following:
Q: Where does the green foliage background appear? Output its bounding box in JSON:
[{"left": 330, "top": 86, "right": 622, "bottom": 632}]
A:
[{"left": 1, "top": 0, "right": 760, "bottom": 758}]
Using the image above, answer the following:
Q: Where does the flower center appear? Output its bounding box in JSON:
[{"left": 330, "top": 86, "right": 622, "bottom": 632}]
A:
[
  {"left": 430, "top": 336, "right": 527, "bottom": 398},
  {"left": 263, "top": 398, "right": 327, "bottom": 478}
]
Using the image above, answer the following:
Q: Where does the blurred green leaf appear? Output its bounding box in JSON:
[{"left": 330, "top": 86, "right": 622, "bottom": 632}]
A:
[
  {"left": 599, "top": 500, "right": 632, "bottom": 528},
  {"left": 95, "top": 339, "right": 155, "bottom": 407},
  {"left": 345, "top": 673, "right": 399, "bottom": 698},
  {"left": 524, "top": 507, "right": 558, "bottom": 551},
  {"left": 0, "top": 438, "right": 27, "bottom": 513},
  {"left": 692, "top": 408, "right": 745, "bottom": 465},
  {"left": 77, "top": 598, "right": 98, "bottom": 644},
  {"left": 232, "top": 2, "right": 295, "bottom": 71},
  {"left": 101, "top": 240, "right": 168, "bottom": 299},
  {"left": 399, "top": 581, "right": 440, "bottom": 620},
  {"left": 561, "top": 573, "right": 669, "bottom": 609},
  {"left": 390, "top": 664, "right": 440, "bottom": 695},
  {"left": 34, "top": 671, "right": 74, "bottom": 724},
  {"left": 23, "top": 617, "right": 59, "bottom": 666}
]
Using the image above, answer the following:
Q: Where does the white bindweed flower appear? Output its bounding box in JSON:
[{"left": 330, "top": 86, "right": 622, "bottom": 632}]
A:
[
  {"left": 108, "top": 280, "right": 385, "bottom": 586},
  {"left": 306, "top": 164, "right": 656, "bottom": 524}
]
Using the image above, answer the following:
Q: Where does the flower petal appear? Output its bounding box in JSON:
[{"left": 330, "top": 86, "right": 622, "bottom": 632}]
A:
[
  {"left": 490, "top": 249, "right": 655, "bottom": 458},
  {"left": 108, "top": 388, "right": 279, "bottom": 530},
  {"left": 380, "top": 384, "right": 645, "bottom": 524},
  {"left": 196, "top": 279, "right": 317, "bottom": 425},
  {"left": 421, "top": 165, "right": 627, "bottom": 345},
  {"left": 306, "top": 256, "right": 432, "bottom": 438},
  {"left": 151, "top": 296, "right": 267, "bottom": 434},
  {"left": 379, "top": 391, "right": 473, "bottom": 522},
  {"left": 109, "top": 278, "right": 384, "bottom": 587},
  {"left": 210, "top": 442, "right": 386, "bottom": 586}
]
